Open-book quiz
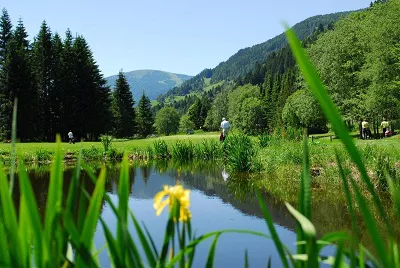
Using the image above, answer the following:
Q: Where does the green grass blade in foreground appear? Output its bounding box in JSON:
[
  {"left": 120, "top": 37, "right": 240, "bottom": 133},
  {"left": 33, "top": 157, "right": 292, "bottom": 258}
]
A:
[
  {"left": 44, "top": 134, "right": 64, "bottom": 262},
  {"left": 80, "top": 167, "right": 106, "bottom": 248},
  {"left": 285, "top": 202, "right": 318, "bottom": 267},
  {"left": 99, "top": 217, "right": 124, "bottom": 267},
  {"left": 129, "top": 211, "right": 157, "bottom": 267},
  {"left": 256, "top": 190, "right": 289, "bottom": 268},
  {"left": 167, "top": 229, "right": 270, "bottom": 268},
  {"left": 9, "top": 98, "right": 17, "bottom": 195},
  {"left": 349, "top": 177, "right": 388, "bottom": 267},
  {"left": 245, "top": 249, "right": 249, "bottom": 268},
  {"left": 0, "top": 162, "right": 22, "bottom": 267},
  {"left": 285, "top": 26, "right": 391, "bottom": 233},
  {"left": 18, "top": 195, "right": 29, "bottom": 267},
  {"left": 336, "top": 152, "right": 358, "bottom": 268},
  {"left": 118, "top": 153, "right": 130, "bottom": 262},
  {"left": 385, "top": 173, "right": 400, "bottom": 222},
  {"left": 205, "top": 233, "right": 220, "bottom": 267},
  {"left": 18, "top": 160, "right": 44, "bottom": 267},
  {"left": 0, "top": 221, "right": 10, "bottom": 266}
]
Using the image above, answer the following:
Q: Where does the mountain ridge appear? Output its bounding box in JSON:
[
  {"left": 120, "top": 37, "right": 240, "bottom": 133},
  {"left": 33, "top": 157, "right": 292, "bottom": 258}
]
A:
[{"left": 106, "top": 69, "right": 192, "bottom": 101}]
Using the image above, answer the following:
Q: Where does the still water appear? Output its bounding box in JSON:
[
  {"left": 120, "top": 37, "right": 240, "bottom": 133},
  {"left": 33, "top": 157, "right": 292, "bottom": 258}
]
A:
[{"left": 14, "top": 161, "right": 340, "bottom": 267}]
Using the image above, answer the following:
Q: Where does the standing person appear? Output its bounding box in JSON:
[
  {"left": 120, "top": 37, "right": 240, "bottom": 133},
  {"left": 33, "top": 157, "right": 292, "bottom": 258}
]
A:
[
  {"left": 68, "top": 130, "right": 74, "bottom": 144},
  {"left": 220, "top": 117, "right": 230, "bottom": 142},
  {"left": 361, "top": 119, "right": 369, "bottom": 140},
  {"left": 380, "top": 118, "right": 389, "bottom": 138}
]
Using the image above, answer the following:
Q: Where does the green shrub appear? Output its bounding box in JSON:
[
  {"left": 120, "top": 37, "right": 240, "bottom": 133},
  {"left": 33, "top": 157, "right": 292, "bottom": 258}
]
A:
[
  {"left": 223, "top": 134, "right": 260, "bottom": 172},
  {"left": 82, "top": 146, "right": 103, "bottom": 160},
  {"left": 258, "top": 133, "right": 270, "bottom": 148},
  {"left": 153, "top": 140, "right": 169, "bottom": 158},
  {"left": 35, "top": 149, "right": 53, "bottom": 162},
  {"left": 100, "top": 134, "right": 114, "bottom": 152},
  {"left": 171, "top": 141, "right": 195, "bottom": 161}
]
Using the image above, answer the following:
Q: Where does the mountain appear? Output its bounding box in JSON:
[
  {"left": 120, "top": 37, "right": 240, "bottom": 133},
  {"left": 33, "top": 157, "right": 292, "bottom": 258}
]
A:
[
  {"left": 106, "top": 70, "right": 192, "bottom": 101},
  {"left": 161, "top": 11, "right": 350, "bottom": 100}
]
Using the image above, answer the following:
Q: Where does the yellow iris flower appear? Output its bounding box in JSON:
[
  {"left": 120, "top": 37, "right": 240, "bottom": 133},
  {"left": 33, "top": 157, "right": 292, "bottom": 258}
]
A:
[{"left": 153, "top": 184, "right": 191, "bottom": 222}]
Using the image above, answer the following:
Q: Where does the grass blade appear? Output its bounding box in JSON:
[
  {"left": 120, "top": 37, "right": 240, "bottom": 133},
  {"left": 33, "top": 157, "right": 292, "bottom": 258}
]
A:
[
  {"left": 349, "top": 177, "right": 387, "bottom": 267},
  {"left": 0, "top": 162, "right": 21, "bottom": 267},
  {"left": 9, "top": 98, "right": 17, "bottom": 195},
  {"left": 18, "top": 160, "right": 44, "bottom": 267},
  {"left": 129, "top": 211, "right": 157, "bottom": 267},
  {"left": 205, "top": 233, "right": 220, "bottom": 267},
  {"left": 99, "top": 217, "right": 123, "bottom": 267},
  {"left": 118, "top": 153, "right": 130, "bottom": 262},
  {"left": 256, "top": 190, "right": 289, "bottom": 268},
  {"left": 245, "top": 249, "right": 249, "bottom": 268}
]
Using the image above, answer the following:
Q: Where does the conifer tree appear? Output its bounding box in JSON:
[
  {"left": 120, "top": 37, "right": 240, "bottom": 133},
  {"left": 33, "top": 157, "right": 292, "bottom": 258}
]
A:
[
  {"left": 32, "top": 21, "right": 53, "bottom": 141},
  {"left": 112, "top": 71, "right": 135, "bottom": 138},
  {"left": 3, "top": 19, "right": 37, "bottom": 141},
  {"left": 136, "top": 91, "right": 154, "bottom": 137},
  {"left": 0, "top": 8, "right": 13, "bottom": 140}
]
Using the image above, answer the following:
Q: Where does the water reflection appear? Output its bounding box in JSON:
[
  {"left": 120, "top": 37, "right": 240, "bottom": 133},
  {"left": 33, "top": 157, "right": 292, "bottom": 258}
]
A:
[{"left": 12, "top": 160, "right": 360, "bottom": 266}]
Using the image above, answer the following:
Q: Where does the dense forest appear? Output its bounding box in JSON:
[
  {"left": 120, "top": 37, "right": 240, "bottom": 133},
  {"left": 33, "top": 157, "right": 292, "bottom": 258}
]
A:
[{"left": 0, "top": 8, "right": 155, "bottom": 141}]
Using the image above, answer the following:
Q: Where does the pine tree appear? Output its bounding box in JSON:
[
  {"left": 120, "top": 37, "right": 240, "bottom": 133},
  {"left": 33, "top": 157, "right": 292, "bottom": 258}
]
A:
[
  {"left": 61, "top": 29, "right": 78, "bottom": 140},
  {"left": 73, "top": 36, "right": 112, "bottom": 140},
  {"left": 0, "top": 8, "right": 13, "bottom": 140},
  {"left": 32, "top": 21, "right": 54, "bottom": 141},
  {"left": 112, "top": 71, "right": 135, "bottom": 138},
  {"left": 0, "top": 8, "right": 12, "bottom": 64},
  {"left": 3, "top": 19, "right": 37, "bottom": 141},
  {"left": 50, "top": 33, "right": 64, "bottom": 138},
  {"left": 136, "top": 91, "right": 154, "bottom": 138}
]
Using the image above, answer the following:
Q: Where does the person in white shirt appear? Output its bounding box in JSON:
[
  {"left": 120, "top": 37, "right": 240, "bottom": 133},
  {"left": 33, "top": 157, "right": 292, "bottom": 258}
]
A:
[
  {"left": 68, "top": 130, "right": 74, "bottom": 144},
  {"left": 220, "top": 117, "right": 230, "bottom": 141}
]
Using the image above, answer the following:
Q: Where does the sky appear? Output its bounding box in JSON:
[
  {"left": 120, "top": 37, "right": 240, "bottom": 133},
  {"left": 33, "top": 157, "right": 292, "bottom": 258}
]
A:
[{"left": 2, "top": 0, "right": 371, "bottom": 77}]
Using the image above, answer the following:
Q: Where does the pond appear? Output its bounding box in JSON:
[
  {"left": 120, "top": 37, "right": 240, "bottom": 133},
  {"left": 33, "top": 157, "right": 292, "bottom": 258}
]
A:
[{"left": 12, "top": 161, "right": 352, "bottom": 267}]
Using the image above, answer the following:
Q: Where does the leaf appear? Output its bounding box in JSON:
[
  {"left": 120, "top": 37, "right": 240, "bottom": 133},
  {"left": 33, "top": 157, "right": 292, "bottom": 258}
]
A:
[
  {"left": 205, "top": 233, "right": 220, "bottom": 267},
  {"left": 256, "top": 190, "right": 289, "bottom": 268}
]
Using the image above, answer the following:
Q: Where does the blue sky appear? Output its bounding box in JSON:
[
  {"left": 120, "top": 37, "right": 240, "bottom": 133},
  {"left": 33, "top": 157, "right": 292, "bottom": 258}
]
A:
[{"left": 2, "top": 0, "right": 371, "bottom": 77}]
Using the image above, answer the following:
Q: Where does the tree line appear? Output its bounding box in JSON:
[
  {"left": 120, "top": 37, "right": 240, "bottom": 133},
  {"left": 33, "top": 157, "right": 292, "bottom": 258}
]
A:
[{"left": 0, "top": 8, "right": 154, "bottom": 142}]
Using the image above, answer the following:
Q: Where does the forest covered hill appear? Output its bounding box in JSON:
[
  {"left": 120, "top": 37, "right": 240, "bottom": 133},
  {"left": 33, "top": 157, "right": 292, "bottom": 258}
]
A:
[
  {"left": 106, "top": 70, "right": 192, "bottom": 101},
  {"left": 160, "top": 11, "right": 350, "bottom": 101}
]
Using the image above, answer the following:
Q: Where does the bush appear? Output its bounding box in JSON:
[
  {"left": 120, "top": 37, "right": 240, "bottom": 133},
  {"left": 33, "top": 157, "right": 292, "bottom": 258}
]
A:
[
  {"left": 35, "top": 149, "right": 53, "bottom": 162},
  {"left": 153, "top": 140, "right": 169, "bottom": 158},
  {"left": 82, "top": 146, "right": 103, "bottom": 160},
  {"left": 223, "top": 134, "right": 260, "bottom": 172},
  {"left": 100, "top": 134, "right": 114, "bottom": 152}
]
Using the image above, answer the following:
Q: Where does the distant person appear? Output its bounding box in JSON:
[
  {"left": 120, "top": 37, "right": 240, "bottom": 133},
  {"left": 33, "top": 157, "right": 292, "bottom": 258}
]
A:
[
  {"left": 68, "top": 130, "right": 75, "bottom": 144},
  {"left": 361, "top": 119, "right": 370, "bottom": 140},
  {"left": 380, "top": 118, "right": 389, "bottom": 138},
  {"left": 220, "top": 117, "right": 230, "bottom": 142}
]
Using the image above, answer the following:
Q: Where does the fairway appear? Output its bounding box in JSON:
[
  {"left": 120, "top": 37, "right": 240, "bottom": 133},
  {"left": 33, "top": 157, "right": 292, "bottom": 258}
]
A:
[{"left": 0, "top": 132, "right": 220, "bottom": 154}]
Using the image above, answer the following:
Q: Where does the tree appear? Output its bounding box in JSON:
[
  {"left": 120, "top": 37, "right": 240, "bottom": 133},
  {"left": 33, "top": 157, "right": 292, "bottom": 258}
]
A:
[
  {"left": 2, "top": 19, "right": 37, "bottom": 141},
  {"left": 155, "top": 106, "right": 179, "bottom": 135},
  {"left": 0, "top": 8, "right": 12, "bottom": 64},
  {"left": 112, "top": 71, "right": 135, "bottom": 138},
  {"left": 204, "top": 90, "right": 229, "bottom": 131},
  {"left": 0, "top": 8, "right": 13, "bottom": 140},
  {"left": 282, "top": 90, "right": 327, "bottom": 133},
  {"left": 32, "top": 21, "right": 54, "bottom": 141},
  {"left": 179, "top": 114, "right": 195, "bottom": 133},
  {"left": 136, "top": 91, "right": 154, "bottom": 137}
]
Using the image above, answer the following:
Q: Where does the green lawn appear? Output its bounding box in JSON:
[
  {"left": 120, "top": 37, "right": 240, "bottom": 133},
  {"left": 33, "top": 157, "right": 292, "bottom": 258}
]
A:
[{"left": 0, "top": 132, "right": 220, "bottom": 154}]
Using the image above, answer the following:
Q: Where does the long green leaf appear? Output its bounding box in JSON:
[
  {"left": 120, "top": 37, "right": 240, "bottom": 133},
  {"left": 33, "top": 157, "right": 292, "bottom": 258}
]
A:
[
  {"left": 9, "top": 98, "right": 17, "bottom": 195},
  {"left": 167, "top": 229, "right": 270, "bottom": 267},
  {"left": 256, "top": 190, "right": 289, "bottom": 268},
  {"left": 349, "top": 177, "right": 388, "bottom": 267},
  {"left": 118, "top": 153, "right": 130, "bottom": 263},
  {"left": 99, "top": 217, "right": 123, "bottom": 267},
  {"left": 285, "top": 25, "right": 392, "bottom": 235},
  {"left": 205, "top": 233, "right": 220, "bottom": 267},
  {"left": 335, "top": 151, "right": 358, "bottom": 268},
  {"left": 0, "top": 162, "right": 22, "bottom": 267},
  {"left": 44, "top": 134, "right": 64, "bottom": 263},
  {"left": 129, "top": 210, "right": 157, "bottom": 267},
  {"left": 18, "top": 160, "right": 44, "bottom": 267},
  {"left": 0, "top": 221, "right": 10, "bottom": 266}
]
